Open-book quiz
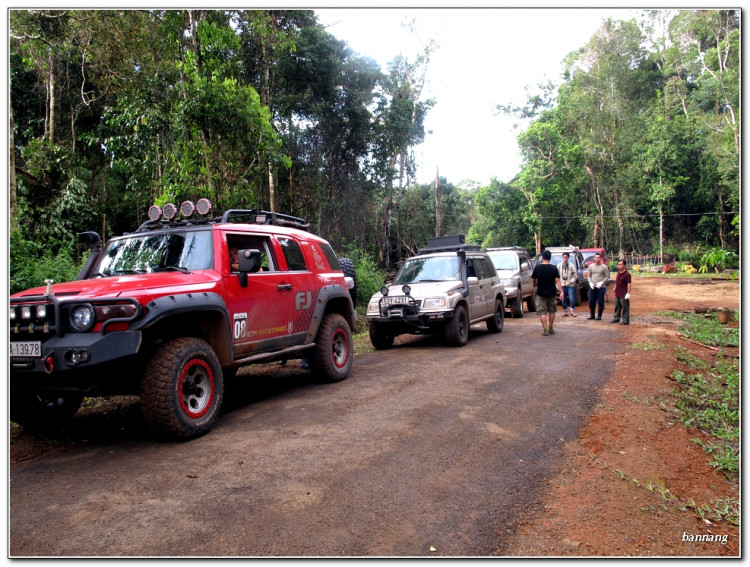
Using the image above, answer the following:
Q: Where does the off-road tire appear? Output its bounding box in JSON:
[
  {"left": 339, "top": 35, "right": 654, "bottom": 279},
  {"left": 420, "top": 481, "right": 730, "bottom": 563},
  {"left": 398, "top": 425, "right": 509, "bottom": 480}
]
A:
[
  {"left": 10, "top": 383, "right": 83, "bottom": 429},
  {"left": 526, "top": 289, "right": 538, "bottom": 312},
  {"left": 510, "top": 293, "right": 524, "bottom": 318},
  {"left": 368, "top": 321, "right": 395, "bottom": 350},
  {"left": 140, "top": 337, "right": 224, "bottom": 440},
  {"left": 338, "top": 257, "right": 358, "bottom": 306},
  {"left": 487, "top": 299, "right": 505, "bottom": 333},
  {"left": 310, "top": 313, "right": 353, "bottom": 382},
  {"left": 445, "top": 304, "right": 469, "bottom": 347},
  {"left": 574, "top": 285, "right": 581, "bottom": 307}
]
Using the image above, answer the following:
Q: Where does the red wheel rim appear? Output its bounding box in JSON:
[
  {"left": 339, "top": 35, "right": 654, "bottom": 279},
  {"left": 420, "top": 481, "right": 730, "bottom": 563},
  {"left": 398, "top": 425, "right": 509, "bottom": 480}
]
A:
[
  {"left": 179, "top": 359, "right": 215, "bottom": 419},
  {"left": 330, "top": 328, "right": 350, "bottom": 369}
]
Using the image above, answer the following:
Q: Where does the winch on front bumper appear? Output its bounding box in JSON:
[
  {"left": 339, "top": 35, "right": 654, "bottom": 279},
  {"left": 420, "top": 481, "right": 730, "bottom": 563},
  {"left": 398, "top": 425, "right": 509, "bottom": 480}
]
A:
[{"left": 367, "top": 295, "right": 454, "bottom": 329}]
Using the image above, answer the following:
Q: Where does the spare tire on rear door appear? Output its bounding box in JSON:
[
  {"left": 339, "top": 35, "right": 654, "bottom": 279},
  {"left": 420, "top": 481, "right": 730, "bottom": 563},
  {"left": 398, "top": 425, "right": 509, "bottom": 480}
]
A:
[{"left": 338, "top": 256, "right": 358, "bottom": 306}]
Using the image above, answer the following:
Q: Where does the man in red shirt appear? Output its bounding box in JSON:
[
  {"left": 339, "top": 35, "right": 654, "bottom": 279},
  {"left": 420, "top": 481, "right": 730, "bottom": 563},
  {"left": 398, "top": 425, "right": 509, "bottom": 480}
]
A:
[{"left": 611, "top": 259, "right": 632, "bottom": 325}]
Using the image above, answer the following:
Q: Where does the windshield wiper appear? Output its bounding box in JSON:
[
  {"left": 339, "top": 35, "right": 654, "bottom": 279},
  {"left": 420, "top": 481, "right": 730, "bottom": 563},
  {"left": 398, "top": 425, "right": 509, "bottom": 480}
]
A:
[
  {"left": 152, "top": 266, "right": 190, "bottom": 274},
  {"left": 89, "top": 271, "right": 111, "bottom": 278},
  {"left": 416, "top": 279, "right": 442, "bottom": 282},
  {"left": 113, "top": 269, "right": 145, "bottom": 275}
]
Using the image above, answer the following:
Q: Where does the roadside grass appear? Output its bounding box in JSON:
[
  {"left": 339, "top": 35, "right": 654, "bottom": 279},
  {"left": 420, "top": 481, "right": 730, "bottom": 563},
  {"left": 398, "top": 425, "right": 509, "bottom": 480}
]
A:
[
  {"left": 631, "top": 340, "right": 666, "bottom": 351},
  {"left": 656, "top": 310, "right": 739, "bottom": 347},
  {"left": 612, "top": 309, "right": 740, "bottom": 525},
  {"left": 591, "top": 455, "right": 740, "bottom": 526},
  {"left": 660, "top": 311, "right": 739, "bottom": 480}
]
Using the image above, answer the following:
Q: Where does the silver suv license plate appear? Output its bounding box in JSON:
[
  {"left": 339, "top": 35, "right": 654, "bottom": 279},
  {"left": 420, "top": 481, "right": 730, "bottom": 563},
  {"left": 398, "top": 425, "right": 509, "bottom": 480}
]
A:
[
  {"left": 10, "top": 341, "right": 42, "bottom": 357},
  {"left": 383, "top": 296, "right": 408, "bottom": 306}
]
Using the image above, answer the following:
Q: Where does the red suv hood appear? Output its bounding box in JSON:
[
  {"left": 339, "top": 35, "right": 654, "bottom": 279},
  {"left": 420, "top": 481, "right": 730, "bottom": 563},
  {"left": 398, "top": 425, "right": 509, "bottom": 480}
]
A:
[{"left": 12, "top": 271, "right": 220, "bottom": 300}]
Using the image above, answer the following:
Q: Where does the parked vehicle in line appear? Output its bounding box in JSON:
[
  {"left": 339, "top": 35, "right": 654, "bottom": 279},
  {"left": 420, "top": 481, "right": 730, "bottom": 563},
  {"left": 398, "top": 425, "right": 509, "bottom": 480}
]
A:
[
  {"left": 580, "top": 248, "right": 609, "bottom": 268},
  {"left": 485, "top": 246, "right": 537, "bottom": 318},
  {"left": 10, "top": 201, "right": 357, "bottom": 439},
  {"left": 366, "top": 236, "right": 506, "bottom": 349}
]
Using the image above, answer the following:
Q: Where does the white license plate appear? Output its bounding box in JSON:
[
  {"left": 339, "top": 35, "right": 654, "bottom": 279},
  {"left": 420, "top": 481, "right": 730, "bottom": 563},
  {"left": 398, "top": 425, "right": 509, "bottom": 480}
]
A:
[
  {"left": 382, "top": 296, "right": 408, "bottom": 306},
  {"left": 10, "top": 341, "right": 42, "bottom": 357}
]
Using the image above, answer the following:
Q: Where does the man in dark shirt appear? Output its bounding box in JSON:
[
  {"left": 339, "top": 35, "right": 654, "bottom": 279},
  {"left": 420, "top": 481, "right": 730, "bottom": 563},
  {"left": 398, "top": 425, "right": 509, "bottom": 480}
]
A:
[
  {"left": 611, "top": 259, "right": 632, "bottom": 325},
  {"left": 531, "top": 249, "right": 563, "bottom": 336}
]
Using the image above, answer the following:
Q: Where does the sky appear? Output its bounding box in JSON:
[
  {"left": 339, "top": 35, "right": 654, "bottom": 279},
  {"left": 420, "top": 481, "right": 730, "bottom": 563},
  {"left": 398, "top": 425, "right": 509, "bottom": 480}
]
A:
[{"left": 315, "top": 8, "right": 638, "bottom": 188}]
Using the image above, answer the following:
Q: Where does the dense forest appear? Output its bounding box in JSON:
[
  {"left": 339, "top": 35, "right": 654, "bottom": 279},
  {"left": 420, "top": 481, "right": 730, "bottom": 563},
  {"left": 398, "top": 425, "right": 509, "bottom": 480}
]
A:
[{"left": 9, "top": 9, "right": 739, "bottom": 296}]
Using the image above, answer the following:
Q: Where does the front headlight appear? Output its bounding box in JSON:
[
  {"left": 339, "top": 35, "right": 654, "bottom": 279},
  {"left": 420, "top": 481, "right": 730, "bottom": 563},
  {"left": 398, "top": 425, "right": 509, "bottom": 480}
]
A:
[
  {"left": 70, "top": 305, "right": 95, "bottom": 332},
  {"left": 367, "top": 301, "right": 380, "bottom": 313},
  {"left": 422, "top": 297, "right": 447, "bottom": 308}
]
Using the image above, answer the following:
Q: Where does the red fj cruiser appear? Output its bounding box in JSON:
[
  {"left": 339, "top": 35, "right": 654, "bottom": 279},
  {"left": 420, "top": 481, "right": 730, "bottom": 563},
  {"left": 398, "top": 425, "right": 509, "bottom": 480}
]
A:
[{"left": 9, "top": 200, "right": 357, "bottom": 439}]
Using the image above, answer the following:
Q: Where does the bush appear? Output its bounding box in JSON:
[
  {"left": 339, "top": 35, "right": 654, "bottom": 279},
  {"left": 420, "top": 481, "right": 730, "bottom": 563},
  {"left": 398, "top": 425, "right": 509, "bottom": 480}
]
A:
[
  {"left": 347, "top": 250, "right": 386, "bottom": 306},
  {"left": 10, "top": 231, "right": 87, "bottom": 295},
  {"left": 700, "top": 248, "right": 738, "bottom": 273},
  {"left": 663, "top": 264, "right": 678, "bottom": 274}
]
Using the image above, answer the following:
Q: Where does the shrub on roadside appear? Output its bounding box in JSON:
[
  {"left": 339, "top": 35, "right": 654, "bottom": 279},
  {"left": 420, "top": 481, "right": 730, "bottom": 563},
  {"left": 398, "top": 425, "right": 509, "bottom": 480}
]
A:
[
  {"left": 663, "top": 264, "right": 677, "bottom": 274},
  {"left": 9, "top": 231, "right": 87, "bottom": 295}
]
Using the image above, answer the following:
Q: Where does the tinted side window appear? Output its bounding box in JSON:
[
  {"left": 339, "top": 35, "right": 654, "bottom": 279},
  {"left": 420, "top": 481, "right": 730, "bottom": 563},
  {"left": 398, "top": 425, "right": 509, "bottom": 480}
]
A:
[
  {"left": 278, "top": 238, "right": 308, "bottom": 271},
  {"left": 318, "top": 242, "right": 341, "bottom": 270},
  {"left": 477, "top": 258, "right": 495, "bottom": 280}
]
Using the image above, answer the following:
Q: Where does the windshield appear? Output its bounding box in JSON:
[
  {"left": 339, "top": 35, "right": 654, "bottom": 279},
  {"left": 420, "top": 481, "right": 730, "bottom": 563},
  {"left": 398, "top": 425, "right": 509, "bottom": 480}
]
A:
[
  {"left": 94, "top": 231, "right": 213, "bottom": 276},
  {"left": 394, "top": 256, "right": 461, "bottom": 284},
  {"left": 488, "top": 254, "right": 518, "bottom": 270}
]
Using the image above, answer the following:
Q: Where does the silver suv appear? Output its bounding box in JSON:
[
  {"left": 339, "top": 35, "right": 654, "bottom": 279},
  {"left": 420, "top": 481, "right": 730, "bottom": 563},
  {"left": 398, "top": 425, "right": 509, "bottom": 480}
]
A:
[
  {"left": 485, "top": 247, "right": 536, "bottom": 318},
  {"left": 366, "top": 236, "right": 506, "bottom": 348}
]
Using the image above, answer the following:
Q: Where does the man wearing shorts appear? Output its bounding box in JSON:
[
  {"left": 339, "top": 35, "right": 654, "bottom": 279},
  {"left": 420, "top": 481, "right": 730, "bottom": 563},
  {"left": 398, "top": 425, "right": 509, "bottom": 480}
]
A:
[{"left": 531, "top": 249, "right": 563, "bottom": 336}]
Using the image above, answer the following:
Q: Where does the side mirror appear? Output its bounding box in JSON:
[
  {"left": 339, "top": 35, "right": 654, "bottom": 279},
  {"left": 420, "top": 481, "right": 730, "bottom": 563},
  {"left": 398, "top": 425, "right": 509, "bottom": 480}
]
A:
[
  {"left": 467, "top": 276, "right": 479, "bottom": 285},
  {"left": 520, "top": 262, "right": 529, "bottom": 271},
  {"left": 239, "top": 249, "right": 262, "bottom": 273}
]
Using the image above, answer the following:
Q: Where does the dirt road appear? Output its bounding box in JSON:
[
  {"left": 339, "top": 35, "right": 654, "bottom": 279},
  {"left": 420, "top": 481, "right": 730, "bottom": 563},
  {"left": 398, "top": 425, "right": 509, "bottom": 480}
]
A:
[{"left": 11, "top": 310, "right": 623, "bottom": 556}]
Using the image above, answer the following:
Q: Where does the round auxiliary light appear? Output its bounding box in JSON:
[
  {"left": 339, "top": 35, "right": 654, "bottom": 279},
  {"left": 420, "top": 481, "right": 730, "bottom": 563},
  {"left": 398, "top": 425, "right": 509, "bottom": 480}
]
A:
[
  {"left": 380, "top": 286, "right": 389, "bottom": 297},
  {"left": 402, "top": 284, "right": 411, "bottom": 295},
  {"left": 196, "top": 198, "right": 212, "bottom": 216},
  {"left": 180, "top": 200, "right": 195, "bottom": 218},
  {"left": 162, "top": 203, "right": 177, "bottom": 220},
  {"left": 148, "top": 205, "right": 162, "bottom": 221}
]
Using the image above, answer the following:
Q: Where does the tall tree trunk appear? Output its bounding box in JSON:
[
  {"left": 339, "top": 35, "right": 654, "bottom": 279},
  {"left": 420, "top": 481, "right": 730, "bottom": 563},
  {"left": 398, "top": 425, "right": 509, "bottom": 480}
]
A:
[
  {"left": 396, "top": 153, "right": 404, "bottom": 261},
  {"left": 48, "top": 57, "right": 56, "bottom": 143},
  {"left": 268, "top": 164, "right": 276, "bottom": 212},
  {"left": 659, "top": 202, "right": 664, "bottom": 264},
  {"left": 9, "top": 111, "right": 18, "bottom": 233},
  {"left": 718, "top": 191, "right": 727, "bottom": 249},
  {"left": 614, "top": 187, "right": 625, "bottom": 259},
  {"left": 434, "top": 168, "right": 441, "bottom": 237}
]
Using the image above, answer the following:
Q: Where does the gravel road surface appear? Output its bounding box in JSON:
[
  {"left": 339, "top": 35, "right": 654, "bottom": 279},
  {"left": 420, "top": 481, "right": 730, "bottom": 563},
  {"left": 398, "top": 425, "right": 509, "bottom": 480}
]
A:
[{"left": 10, "top": 313, "right": 621, "bottom": 556}]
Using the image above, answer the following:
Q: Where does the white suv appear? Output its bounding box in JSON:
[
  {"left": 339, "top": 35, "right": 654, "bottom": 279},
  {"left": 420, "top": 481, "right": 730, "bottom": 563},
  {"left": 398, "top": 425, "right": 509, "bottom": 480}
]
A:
[
  {"left": 366, "top": 236, "right": 506, "bottom": 348},
  {"left": 485, "top": 247, "right": 537, "bottom": 318}
]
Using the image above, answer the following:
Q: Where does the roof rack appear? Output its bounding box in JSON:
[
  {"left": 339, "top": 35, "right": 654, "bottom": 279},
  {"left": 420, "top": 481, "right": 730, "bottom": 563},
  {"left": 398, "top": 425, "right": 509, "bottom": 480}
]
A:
[
  {"left": 418, "top": 235, "right": 481, "bottom": 254},
  {"left": 221, "top": 209, "right": 311, "bottom": 232},
  {"left": 485, "top": 246, "right": 529, "bottom": 252},
  {"left": 134, "top": 217, "right": 221, "bottom": 233}
]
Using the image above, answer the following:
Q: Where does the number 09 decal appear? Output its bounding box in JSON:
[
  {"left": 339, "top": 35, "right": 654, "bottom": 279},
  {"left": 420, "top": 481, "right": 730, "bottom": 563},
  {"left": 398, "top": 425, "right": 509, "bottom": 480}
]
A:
[{"left": 233, "top": 312, "right": 248, "bottom": 340}]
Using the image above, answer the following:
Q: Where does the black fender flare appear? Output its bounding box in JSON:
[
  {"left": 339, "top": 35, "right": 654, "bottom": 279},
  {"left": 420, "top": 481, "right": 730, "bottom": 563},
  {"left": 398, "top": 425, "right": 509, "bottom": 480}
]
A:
[
  {"left": 129, "top": 292, "right": 233, "bottom": 366},
  {"left": 302, "top": 285, "right": 356, "bottom": 345}
]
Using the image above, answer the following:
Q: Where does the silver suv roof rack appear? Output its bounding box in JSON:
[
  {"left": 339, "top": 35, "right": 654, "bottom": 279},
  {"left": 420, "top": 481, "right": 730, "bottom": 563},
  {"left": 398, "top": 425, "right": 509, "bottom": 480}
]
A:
[{"left": 418, "top": 235, "right": 481, "bottom": 254}]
